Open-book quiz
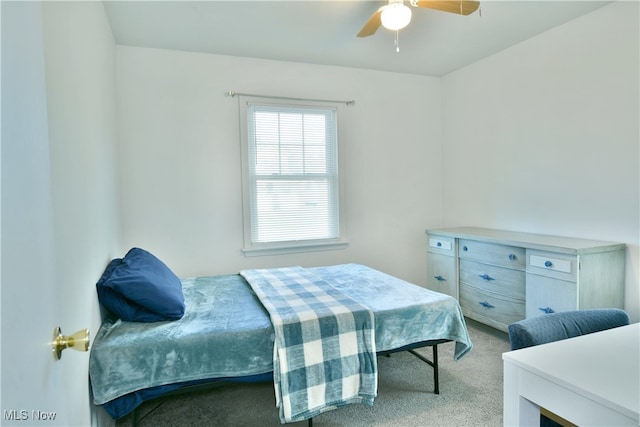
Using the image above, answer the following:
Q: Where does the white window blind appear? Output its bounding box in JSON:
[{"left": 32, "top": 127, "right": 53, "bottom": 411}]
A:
[{"left": 245, "top": 103, "right": 341, "bottom": 248}]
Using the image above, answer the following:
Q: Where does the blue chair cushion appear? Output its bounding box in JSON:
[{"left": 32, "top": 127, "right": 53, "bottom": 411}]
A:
[
  {"left": 97, "top": 248, "right": 185, "bottom": 322},
  {"left": 508, "top": 308, "right": 630, "bottom": 350}
]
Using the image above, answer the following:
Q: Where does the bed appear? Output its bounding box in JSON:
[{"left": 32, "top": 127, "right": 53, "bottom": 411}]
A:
[{"left": 89, "top": 260, "right": 472, "bottom": 424}]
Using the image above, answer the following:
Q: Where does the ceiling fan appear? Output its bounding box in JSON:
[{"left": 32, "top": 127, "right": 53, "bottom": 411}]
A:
[{"left": 357, "top": 0, "right": 480, "bottom": 37}]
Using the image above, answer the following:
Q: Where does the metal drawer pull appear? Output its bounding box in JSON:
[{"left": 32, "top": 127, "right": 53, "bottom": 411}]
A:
[
  {"left": 508, "top": 253, "right": 516, "bottom": 261},
  {"left": 479, "top": 274, "right": 495, "bottom": 281},
  {"left": 479, "top": 301, "right": 495, "bottom": 309},
  {"left": 539, "top": 307, "right": 555, "bottom": 314},
  {"left": 544, "top": 260, "right": 553, "bottom": 268},
  {"left": 462, "top": 246, "right": 468, "bottom": 251},
  {"left": 434, "top": 275, "right": 446, "bottom": 282},
  {"left": 437, "top": 242, "right": 442, "bottom": 247}
]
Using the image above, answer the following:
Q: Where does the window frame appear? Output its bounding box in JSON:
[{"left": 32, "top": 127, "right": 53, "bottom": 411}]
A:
[{"left": 239, "top": 97, "right": 348, "bottom": 256}]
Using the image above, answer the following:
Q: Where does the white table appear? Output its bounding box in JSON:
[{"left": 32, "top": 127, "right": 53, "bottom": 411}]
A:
[{"left": 503, "top": 323, "right": 639, "bottom": 426}]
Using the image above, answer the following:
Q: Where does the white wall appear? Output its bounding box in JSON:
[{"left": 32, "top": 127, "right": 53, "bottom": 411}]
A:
[
  {"left": 441, "top": 2, "right": 639, "bottom": 321},
  {"left": 115, "top": 2, "right": 639, "bottom": 320},
  {"left": 43, "top": 2, "right": 119, "bottom": 425},
  {"left": 116, "top": 47, "right": 443, "bottom": 286}
]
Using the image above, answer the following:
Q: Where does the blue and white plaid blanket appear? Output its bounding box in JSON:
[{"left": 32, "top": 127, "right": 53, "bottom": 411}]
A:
[{"left": 240, "top": 267, "right": 378, "bottom": 423}]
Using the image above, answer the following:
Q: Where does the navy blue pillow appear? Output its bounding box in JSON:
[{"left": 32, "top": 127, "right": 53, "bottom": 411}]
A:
[{"left": 97, "top": 248, "right": 185, "bottom": 322}]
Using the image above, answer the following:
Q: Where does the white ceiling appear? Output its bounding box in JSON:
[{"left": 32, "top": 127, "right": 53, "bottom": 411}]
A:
[{"left": 103, "top": 1, "right": 611, "bottom": 76}]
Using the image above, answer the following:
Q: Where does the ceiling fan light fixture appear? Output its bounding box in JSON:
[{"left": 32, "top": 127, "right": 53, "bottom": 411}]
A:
[{"left": 381, "top": 1, "right": 412, "bottom": 31}]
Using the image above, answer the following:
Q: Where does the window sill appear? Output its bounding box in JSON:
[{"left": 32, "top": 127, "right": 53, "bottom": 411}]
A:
[{"left": 242, "top": 241, "right": 349, "bottom": 257}]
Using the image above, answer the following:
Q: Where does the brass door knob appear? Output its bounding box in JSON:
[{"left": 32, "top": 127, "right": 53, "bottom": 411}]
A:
[{"left": 52, "top": 327, "right": 89, "bottom": 360}]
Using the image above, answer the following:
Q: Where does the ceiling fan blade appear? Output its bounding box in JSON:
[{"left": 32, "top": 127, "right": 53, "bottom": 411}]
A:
[
  {"left": 357, "top": 7, "right": 384, "bottom": 37},
  {"left": 414, "top": 1, "right": 480, "bottom": 16}
]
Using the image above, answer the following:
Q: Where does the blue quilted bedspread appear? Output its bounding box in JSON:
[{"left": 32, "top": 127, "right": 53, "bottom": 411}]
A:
[
  {"left": 89, "top": 274, "right": 275, "bottom": 406},
  {"left": 309, "top": 264, "right": 472, "bottom": 359}
]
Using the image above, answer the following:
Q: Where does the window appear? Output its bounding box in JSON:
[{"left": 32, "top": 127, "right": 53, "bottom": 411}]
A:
[{"left": 240, "top": 100, "right": 347, "bottom": 255}]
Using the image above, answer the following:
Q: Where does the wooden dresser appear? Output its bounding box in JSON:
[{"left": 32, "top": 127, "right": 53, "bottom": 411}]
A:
[{"left": 426, "top": 227, "right": 625, "bottom": 332}]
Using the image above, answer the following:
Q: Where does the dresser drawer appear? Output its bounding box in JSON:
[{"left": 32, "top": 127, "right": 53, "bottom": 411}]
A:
[
  {"left": 427, "top": 252, "right": 457, "bottom": 298},
  {"left": 526, "top": 250, "right": 577, "bottom": 282},
  {"left": 459, "top": 259, "right": 525, "bottom": 301},
  {"left": 526, "top": 273, "right": 578, "bottom": 317},
  {"left": 460, "top": 283, "right": 525, "bottom": 327},
  {"left": 458, "top": 239, "right": 525, "bottom": 270},
  {"left": 427, "top": 234, "right": 455, "bottom": 256}
]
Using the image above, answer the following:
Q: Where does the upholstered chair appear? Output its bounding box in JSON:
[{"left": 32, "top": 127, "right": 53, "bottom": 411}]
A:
[
  {"left": 508, "top": 308, "right": 630, "bottom": 351},
  {"left": 507, "top": 308, "right": 631, "bottom": 427}
]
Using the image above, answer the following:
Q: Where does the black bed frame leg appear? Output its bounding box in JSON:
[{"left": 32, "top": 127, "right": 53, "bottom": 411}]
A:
[
  {"left": 432, "top": 344, "right": 439, "bottom": 395},
  {"left": 308, "top": 417, "right": 313, "bottom": 427},
  {"left": 407, "top": 343, "right": 440, "bottom": 395}
]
